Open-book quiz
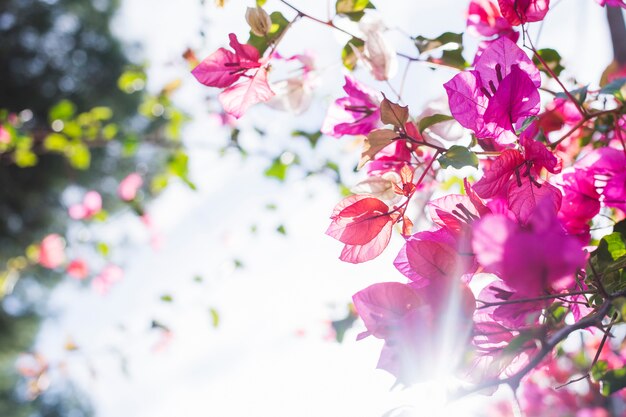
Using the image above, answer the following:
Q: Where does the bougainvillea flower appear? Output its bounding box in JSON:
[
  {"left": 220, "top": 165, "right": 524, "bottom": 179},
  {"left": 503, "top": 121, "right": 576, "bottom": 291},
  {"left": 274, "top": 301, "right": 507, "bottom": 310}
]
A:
[
  {"left": 66, "top": 258, "right": 89, "bottom": 280},
  {"left": 321, "top": 75, "right": 381, "bottom": 138},
  {"left": 577, "top": 147, "right": 626, "bottom": 213},
  {"left": 466, "top": 0, "right": 514, "bottom": 37},
  {"left": 556, "top": 168, "right": 601, "bottom": 239},
  {"left": 0, "top": 125, "right": 10, "bottom": 144},
  {"left": 192, "top": 33, "right": 261, "bottom": 88},
  {"left": 118, "top": 173, "right": 143, "bottom": 202},
  {"left": 366, "top": 140, "right": 413, "bottom": 175},
  {"left": 92, "top": 264, "right": 124, "bottom": 295},
  {"left": 445, "top": 37, "right": 541, "bottom": 144},
  {"left": 353, "top": 281, "right": 474, "bottom": 385},
  {"left": 191, "top": 33, "right": 274, "bottom": 118},
  {"left": 68, "top": 190, "right": 102, "bottom": 220},
  {"left": 326, "top": 194, "right": 394, "bottom": 263},
  {"left": 477, "top": 279, "right": 545, "bottom": 328},
  {"left": 498, "top": 0, "right": 550, "bottom": 26},
  {"left": 472, "top": 202, "right": 585, "bottom": 296},
  {"left": 38, "top": 234, "right": 66, "bottom": 269}
]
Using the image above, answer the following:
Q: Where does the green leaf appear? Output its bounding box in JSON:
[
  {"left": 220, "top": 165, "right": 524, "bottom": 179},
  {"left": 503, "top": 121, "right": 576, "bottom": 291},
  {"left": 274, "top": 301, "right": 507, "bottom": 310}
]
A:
[
  {"left": 256, "top": 0, "right": 267, "bottom": 5},
  {"left": 14, "top": 149, "right": 37, "bottom": 167},
  {"left": 600, "top": 366, "right": 626, "bottom": 396},
  {"left": 591, "top": 360, "right": 609, "bottom": 382},
  {"left": 90, "top": 106, "right": 113, "bottom": 121},
  {"left": 335, "top": 0, "right": 375, "bottom": 21},
  {"left": 43, "top": 133, "right": 68, "bottom": 152},
  {"left": 380, "top": 95, "right": 409, "bottom": 129},
  {"left": 434, "top": 49, "right": 468, "bottom": 70},
  {"left": 97, "top": 242, "right": 110, "bottom": 257},
  {"left": 341, "top": 37, "right": 365, "bottom": 71},
  {"left": 292, "top": 130, "right": 322, "bottom": 147},
  {"left": 331, "top": 307, "right": 358, "bottom": 343},
  {"left": 209, "top": 308, "right": 220, "bottom": 328},
  {"left": 265, "top": 158, "right": 289, "bottom": 181},
  {"left": 556, "top": 86, "right": 588, "bottom": 106},
  {"left": 418, "top": 114, "right": 454, "bottom": 134},
  {"left": 65, "top": 143, "right": 91, "bottom": 169},
  {"left": 414, "top": 32, "right": 463, "bottom": 54},
  {"left": 160, "top": 294, "right": 173, "bottom": 303},
  {"left": 533, "top": 48, "right": 564, "bottom": 77},
  {"left": 437, "top": 145, "right": 478, "bottom": 169},
  {"left": 118, "top": 69, "right": 147, "bottom": 94},
  {"left": 49, "top": 100, "right": 76, "bottom": 122},
  {"left": 600, "top": 77, "right": 626, "bottom": 99},
  {"left": 276, "top": 224, "right": 287, "bottom": 235},
  {"left": 247, "top": 11, "right": 290, "bottom": 55}
]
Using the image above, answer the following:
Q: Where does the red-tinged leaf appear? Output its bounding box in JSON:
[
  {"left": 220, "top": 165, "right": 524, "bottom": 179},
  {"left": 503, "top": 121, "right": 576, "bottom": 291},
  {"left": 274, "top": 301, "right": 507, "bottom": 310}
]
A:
[
  {"left": 358, "top": 129, "right": 398, "bottom": 169},
  {"left": 340, "top": 220, "right": 393, "bottom": 263},
  {"left": 380, "top": 96, "right": 409, "bottom": 129},
  {"left": 218, "top": 68, "right": 275, "bottom": 118},
  {"left": 399, "top": 165, "right": 414, "bottom": 184},
  {"left": 326, "top": 195, "right": 391, "bottom": 245},
  {"left": 473, "top": 149, "right": 524, "bottom": 198},
  {"left": 507, "top": 177, "right": 562, "bottom": 224}
]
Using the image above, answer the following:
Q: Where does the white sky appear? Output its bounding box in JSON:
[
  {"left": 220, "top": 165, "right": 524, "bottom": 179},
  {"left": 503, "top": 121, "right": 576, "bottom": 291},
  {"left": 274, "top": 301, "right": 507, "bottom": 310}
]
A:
[{"left": 34, "top": 1, "right": 616, "bottom": 416}]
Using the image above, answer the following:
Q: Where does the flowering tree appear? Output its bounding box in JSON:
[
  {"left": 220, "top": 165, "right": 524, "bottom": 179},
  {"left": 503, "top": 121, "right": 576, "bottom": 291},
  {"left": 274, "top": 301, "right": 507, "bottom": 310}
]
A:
[{"left": 192, "top": 0, "right": 626, "bottom": 414}]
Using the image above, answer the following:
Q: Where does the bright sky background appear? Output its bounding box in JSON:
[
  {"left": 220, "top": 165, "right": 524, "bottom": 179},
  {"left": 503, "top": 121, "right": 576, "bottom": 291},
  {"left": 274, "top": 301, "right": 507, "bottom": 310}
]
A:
[{"left": 33, "top": 1, "right": 616, "bottom": 416}]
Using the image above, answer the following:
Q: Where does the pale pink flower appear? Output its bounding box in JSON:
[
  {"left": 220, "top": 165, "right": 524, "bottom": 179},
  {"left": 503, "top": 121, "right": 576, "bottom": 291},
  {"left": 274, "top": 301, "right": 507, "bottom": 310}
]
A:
[
  {"left": 38, "top": 234, "right": 66, "bottom": 269},
  {"left": 92, "top": 264, "right": 124, "bottom": 295},
  {"left": 118, "top": 173, "right": 143, "bottom": 201},
  {"left": 68, "top": 190, "right": 102, "bottom": 220},
  {"left": 66, "top": 259, "right": 89, "bottom": 280}
]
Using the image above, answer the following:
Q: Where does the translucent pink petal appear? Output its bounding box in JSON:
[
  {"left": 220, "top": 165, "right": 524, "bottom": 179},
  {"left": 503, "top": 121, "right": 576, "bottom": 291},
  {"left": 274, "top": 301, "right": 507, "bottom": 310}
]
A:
[
  {"left": 218, "top": 68, "right": 275, "bottom": 118},
  {"left": 507, "top": 176, "right": 562, "bottom": 224},
  {"left": 326, "top": 195, "right": 390, "bottom": 245},
  {"left": 339, "top": 220, "right": 393, "bottom": 263},
  {"left": 474, "top": 37, "right": 541, "bottom": 89},
  {"left": 444, "top": 70, "right": 489, "bottom": 134},
  {"left": 497, "top": 0, "right": 550, "bottom": 25},
  {"left": 473, "top": 149, "right": 524, "bottom": 198}
]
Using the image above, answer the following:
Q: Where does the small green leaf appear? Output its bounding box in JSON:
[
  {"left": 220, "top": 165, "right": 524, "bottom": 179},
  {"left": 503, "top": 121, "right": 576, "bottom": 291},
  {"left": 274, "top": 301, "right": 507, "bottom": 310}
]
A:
[
  {"left": 556, "top": 86, "right": 588, "bottom": 106},
  {"left": 335, "top": 0, "right": 375, "bottom": 21},
  {"left": 341, "top": 37, "right": 364, "bottom": 70},
  {"left": 160, "top": 294, "right": 173, "bottom": 303},
  {"left": 90, "top": 106, "right": 113, "bottom": 121},
  {"left": 437, "top": 145, "right": 478, "bottom": 169},
  {"left": 414, "top": 32, "right": 463, "bottom": 54},
  {"left": 292, "top": 130, "right": 322, "bottom": 147},
  {"left": 516, "top": 116, "right": 538, "bottom": 135},
  {"left": 49, "top": 100, "right": 76, "bottom": 122},
  {"left": 65, "top": 143, "right": 91, "bottom": 170},
  {"left": 600, "top": 77, "right": 626, "bottom": 99},
  {"left": 418, "top": 114, "right": 454, "bottom": 134},
  {"left": 256, "top": 0, "right": 267, "bottom": 5},
  {"left": 600, "top": 366, "right": 626, "bottom": 396},
  {"left": 533, "top": 48, "right": 564, "bottom": 77},
  {"left": 118, "top": 69, "right": 147, "bottom": 94},
  {"left": 97, "top": 242, "right": 110, "bottom": 257},
  {"left": 44, "top": 133, "right": 68, "bottom": 152},
  {"left": 209, "top": 308, "right": 220, "bottom": 328},
  {"left": 591, "top": 360, "right": 609, "bottom": 382},
  {"left": 14, "top": 149, "right": 37, "bottom": 167},
  {"left": 276, "top": 224, "right": 287, "bottom": 235},
  {"left": 265, "top": 158, "right": 289, "bottom": 181}
]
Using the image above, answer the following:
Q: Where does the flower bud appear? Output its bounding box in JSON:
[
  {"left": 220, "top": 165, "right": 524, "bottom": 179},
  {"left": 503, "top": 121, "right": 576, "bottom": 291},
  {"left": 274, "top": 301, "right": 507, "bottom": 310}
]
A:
[{"left": 246, "top": 6, "right": 272, "bottom": 37}]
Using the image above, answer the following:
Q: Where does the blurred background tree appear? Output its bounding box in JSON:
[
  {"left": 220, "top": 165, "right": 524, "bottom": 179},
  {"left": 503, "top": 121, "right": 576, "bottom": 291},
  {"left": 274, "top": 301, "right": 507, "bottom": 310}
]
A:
[{"left": 0, "top": 0, "right": 189, "bottom": 415}]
